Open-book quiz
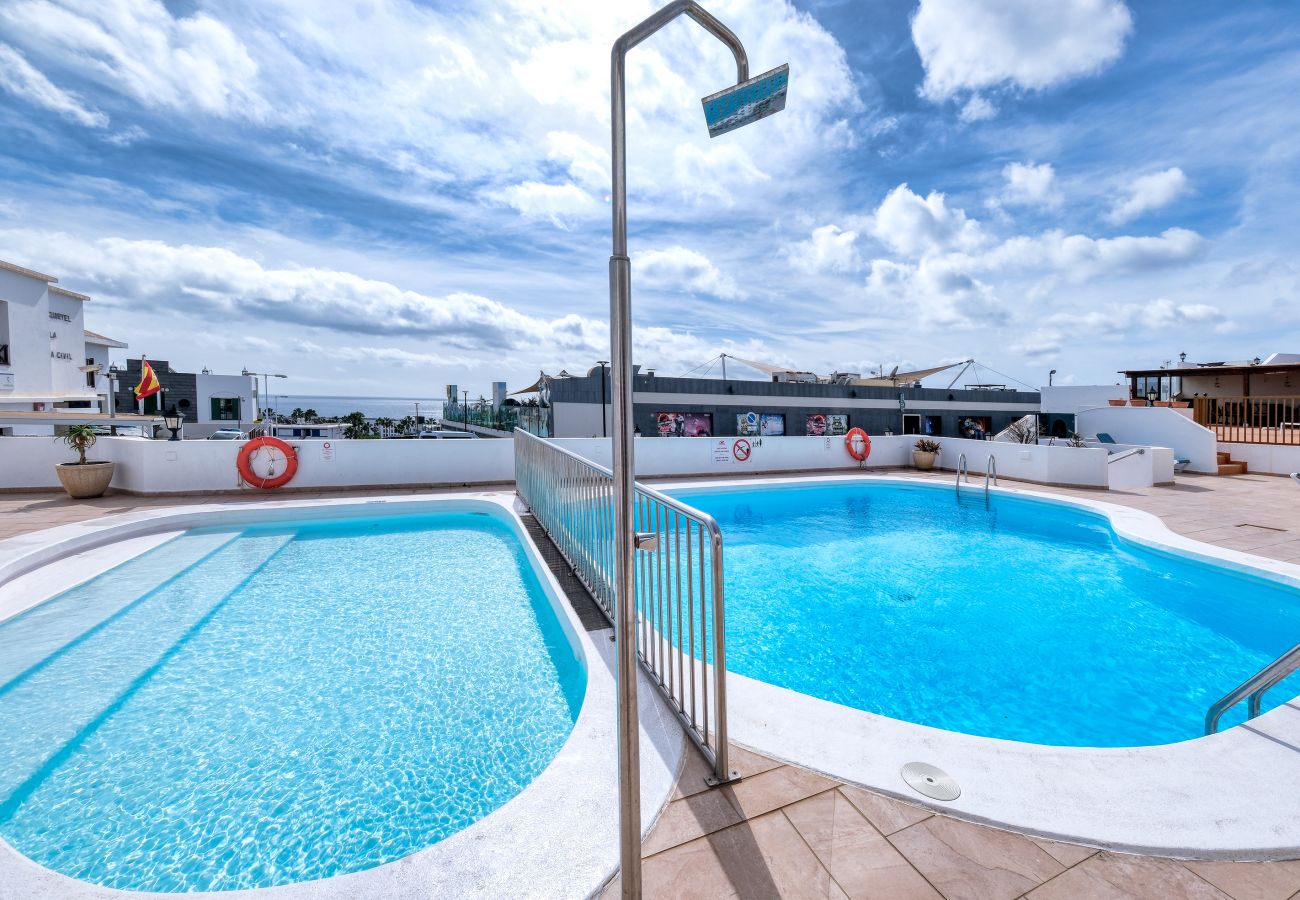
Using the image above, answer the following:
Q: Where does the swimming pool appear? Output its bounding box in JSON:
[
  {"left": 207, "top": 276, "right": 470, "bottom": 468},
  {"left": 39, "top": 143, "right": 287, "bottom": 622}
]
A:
[
  {"left": 669, "top": 479, "right": 1300, "bottom": 748},
  {"left": 0, "top": 507, "right": 585, "bottom": 893}
]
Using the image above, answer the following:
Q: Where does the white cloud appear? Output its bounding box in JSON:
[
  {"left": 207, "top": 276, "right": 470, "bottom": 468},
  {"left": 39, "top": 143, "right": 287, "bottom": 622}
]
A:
[
  {"left": 787, "top": 224, "right": 862, "bottom": 275},
  {"left": 1108, "top": 167, "right": 1190, "bottom": 223},
  {"left": 870, "top": 184, "right": 987, "bottom": 258},
  {"left": 912, "top": 0, "right": 1132, "bottom": 109},
  {"left": 981, "top": 227, "right": 1205, "bottom": 281},
  {"left": 632, "top": 246, "right": 739, "bottom": 299},
  {"left": 1000, "top": 162, "right": 1060, "bottom": 208},
  {"left": 494, "top": 181, "right": 600, "bottom": 229},
  {"left": 1, "top": 0, "right": 267, "bottom": 120},
  {"left": 959, "top": 95, "right": 996, "bottom": 123},
  {"left": 1011, "top": 298, "right": 1226, "bottom": 357},
  {"left": 0, "top": 42, "right": 107, "bottom": 127}
]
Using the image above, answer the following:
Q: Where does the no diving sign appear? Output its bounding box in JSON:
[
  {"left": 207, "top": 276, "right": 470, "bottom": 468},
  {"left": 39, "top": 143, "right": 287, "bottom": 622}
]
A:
[{"left": 732, "top": 439, "right": 752, "bottom": 462}]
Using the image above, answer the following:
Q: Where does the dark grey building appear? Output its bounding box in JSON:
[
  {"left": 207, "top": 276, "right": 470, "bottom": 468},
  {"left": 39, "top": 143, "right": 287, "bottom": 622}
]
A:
[{"left": 540, "top": 366, "right": 1040, "bottom": 439}]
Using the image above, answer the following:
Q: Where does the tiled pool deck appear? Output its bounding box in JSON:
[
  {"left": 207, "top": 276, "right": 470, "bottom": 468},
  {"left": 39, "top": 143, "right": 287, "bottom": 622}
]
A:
[{"left": 4, "top": 471, "right": 1300, "bottom": 898}]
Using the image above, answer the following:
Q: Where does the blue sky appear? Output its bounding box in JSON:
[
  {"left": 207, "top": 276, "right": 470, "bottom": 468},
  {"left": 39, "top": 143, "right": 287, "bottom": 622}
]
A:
[{"left": 0, "top": 0, "right": 1297, "bottom": 398}]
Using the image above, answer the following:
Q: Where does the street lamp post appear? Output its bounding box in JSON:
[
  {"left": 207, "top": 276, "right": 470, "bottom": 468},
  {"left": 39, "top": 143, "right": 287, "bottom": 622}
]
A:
[
  {"left": 608, "top": 5, "right": 788, "bottom": 895},
  {"left": 241, "top": 369, "right": 288, "bottom": 424},
  {"left": 461, "top": 390, "right": 469, "bottom": 430}
]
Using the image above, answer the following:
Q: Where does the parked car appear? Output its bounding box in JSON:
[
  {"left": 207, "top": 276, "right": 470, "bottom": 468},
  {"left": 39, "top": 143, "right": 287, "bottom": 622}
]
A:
[{"left": 207, "top": 429, "right": 249, "bottom": 440}]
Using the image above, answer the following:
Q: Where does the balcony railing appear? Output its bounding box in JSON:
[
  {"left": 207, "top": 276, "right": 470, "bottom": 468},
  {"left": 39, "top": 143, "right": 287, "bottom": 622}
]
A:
[
  {"left": 513, "top": 428, "right": 731, "bottom": 782},
  {"left": 1193, "top": 396, "right": 1300, "bottom": 445}
]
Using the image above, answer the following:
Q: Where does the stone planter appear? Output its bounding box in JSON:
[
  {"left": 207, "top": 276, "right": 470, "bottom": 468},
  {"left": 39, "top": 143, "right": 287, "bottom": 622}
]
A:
[
  {"left": 55, "top": 461, "right": 115, "bottom": 499},
  {"left": 912, "top": 450, "right": 937, "bottom": 470},
  {"left": 1107, "top": 399, "right": 1127, "bottom": 407}
]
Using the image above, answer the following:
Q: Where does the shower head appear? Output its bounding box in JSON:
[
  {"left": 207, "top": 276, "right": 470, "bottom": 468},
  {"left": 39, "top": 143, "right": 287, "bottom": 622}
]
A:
[{"left": 701, "top": 63, "right": 789, "bottom": 138}]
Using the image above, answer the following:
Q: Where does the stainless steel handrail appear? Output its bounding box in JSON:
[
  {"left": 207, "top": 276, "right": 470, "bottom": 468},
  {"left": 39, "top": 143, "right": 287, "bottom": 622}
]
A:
[
  {"left": 1206, "top": 642, "right": 1300, "bottom": 734},
  {"left": 955, "top": 452, "right": 968, "bottom": 494},
  {"left": 513, "top": 429, "right": 732, "bottom": 782},
  {"left": 985, "top": 455, "right": 997, "bottom": 495}
]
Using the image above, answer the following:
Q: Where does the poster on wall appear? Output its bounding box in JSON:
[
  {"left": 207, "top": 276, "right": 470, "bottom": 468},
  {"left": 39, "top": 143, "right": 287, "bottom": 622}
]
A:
[
  {"left": 805, "top": 413, "right": 848, "bottom": 436},
  {"left": 736, "top": 411, "right": 760, "bottom": 436},
  {"left": 759, "top": 414, "right": 785, "bottom": 436},
  {"left": 656, "top": 412, "right": 713, "bottom": 437},
  {"left": 959, "top": 416, "right": 992, "bottom": 440}
]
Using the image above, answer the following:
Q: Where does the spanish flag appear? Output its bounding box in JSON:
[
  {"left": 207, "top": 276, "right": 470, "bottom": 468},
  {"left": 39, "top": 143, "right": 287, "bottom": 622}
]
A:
[{"left": 134, "top": 357, "right": 161, "bottom": 401}]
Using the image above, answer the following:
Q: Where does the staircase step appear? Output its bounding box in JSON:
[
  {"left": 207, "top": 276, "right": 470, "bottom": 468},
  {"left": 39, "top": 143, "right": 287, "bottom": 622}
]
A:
[
  {"left": 1216, "top": 451, "right": 1231, "bottom": 464},
  {"left": 1217, "top": 462, "right": 1248, "bottom": 476}
]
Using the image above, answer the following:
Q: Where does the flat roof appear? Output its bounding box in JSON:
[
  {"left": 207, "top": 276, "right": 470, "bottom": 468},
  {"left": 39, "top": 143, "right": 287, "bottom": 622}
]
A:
[
  {"left": 49, "top": 284, "right": 90, "bottom": 302},
  {"left": 84, "top": 329, "right": 128, "bottom": 348},
  {"left": 1124, "top": 363, "right": 1300, "bottom": 377},
  {"left": 0, "top": 259, "right": 57, "bottom": 283}
]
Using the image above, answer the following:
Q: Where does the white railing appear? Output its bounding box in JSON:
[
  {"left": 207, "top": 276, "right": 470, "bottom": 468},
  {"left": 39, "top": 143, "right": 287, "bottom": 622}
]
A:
[{"left": 513, "top": 429, "right": 732, "bottom": 782}]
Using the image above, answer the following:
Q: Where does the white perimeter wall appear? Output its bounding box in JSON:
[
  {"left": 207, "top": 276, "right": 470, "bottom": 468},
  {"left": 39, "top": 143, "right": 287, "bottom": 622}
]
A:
[
  {"left": 1, "top": 432, "right": 1132, "bottom": 494},
  {"left": 1076, "top": 406, "right": 1218, "bottom": 474},
  {"left": 1040, "top": 384, "right": 1127, "bottom": 413},
  {"left": 1219, "top": 443, "right": 1300, "bottom": 476}
]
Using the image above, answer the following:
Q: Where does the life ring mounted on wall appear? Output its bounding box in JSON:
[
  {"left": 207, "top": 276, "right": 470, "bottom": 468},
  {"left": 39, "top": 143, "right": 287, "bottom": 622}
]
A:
[
  {"left": 236, "top": 436, "right": 299, "bottom": 490},
  {"left": 844, "top": 427, "right": 871, "bottom": 462}
]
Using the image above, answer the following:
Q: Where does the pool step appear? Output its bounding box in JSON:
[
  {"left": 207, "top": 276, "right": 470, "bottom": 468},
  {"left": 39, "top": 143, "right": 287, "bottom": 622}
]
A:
[
  {"left": 0, "top": 532, "right": 295, "bottom": 803},
  {"left": 1215, "top": 450, "right": 1248, "bottom": 476},
  {"left": 0, "top": 531, "right": 238, "bottom": 687}
]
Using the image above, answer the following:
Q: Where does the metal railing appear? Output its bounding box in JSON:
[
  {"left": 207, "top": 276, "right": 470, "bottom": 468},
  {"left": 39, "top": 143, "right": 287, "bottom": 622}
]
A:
[
  {"left": 1205, "top": 642, "right": 1300, "bottom": 734},
  {"left": 513, "top": 428, "right": 732, "bottom": 782},
  {"left": 1193, "top": 396, "right": 1300, "bottom": 445},
  {"left": 985, "top": 455, "right": 997, "bottom": 495},
  {"left": 955, "top": 452, "right": 969, "bottom": 495}
]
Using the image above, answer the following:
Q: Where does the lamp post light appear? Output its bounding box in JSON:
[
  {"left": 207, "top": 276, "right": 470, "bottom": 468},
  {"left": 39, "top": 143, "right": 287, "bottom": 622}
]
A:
[
  {"left": 1146, "top": 388, "right": 1159, "bottom": 407},
  {"left": 607, "top": 4, "right": 788, "bottom": 895},
  {"left": 461, "top": 390, "right": 469, "bottom": 430},
  {"left": 163, "top": 405, "right": 183, "bottom": 441},
  {"left": 1049, "top": 369, "right": 1057, "bottom": 386}
]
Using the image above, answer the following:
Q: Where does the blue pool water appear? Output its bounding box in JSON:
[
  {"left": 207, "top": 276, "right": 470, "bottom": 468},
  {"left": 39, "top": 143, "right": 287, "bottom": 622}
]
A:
[
  {"left": 0, "top": 510, "right": 584, "bottom": 893},
  {"left": 670, "top": 481, "right": 1300, "bottom": 748}
]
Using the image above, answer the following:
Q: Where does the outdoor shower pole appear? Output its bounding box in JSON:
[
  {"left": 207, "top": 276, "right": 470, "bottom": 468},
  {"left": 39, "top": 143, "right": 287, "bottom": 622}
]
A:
[{"left": 610, "top": 4, "right": 748, "bottom": 896}]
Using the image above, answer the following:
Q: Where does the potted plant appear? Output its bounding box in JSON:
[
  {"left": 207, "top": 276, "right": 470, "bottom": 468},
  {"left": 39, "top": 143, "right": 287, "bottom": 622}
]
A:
[
  {"left": 913, "top": 437, "right": 940, "bottom": 470},
  {"left": 54, "top": 424, "right": 115, "bottom": 499}
]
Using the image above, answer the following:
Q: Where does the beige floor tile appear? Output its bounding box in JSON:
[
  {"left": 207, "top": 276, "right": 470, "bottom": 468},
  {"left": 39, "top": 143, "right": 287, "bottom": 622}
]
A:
[
  {"left": 1183, "top": 860, "right": 1300, "bottom": 900},
  {"left": 721, "top": 764, "right": 839, "bottom": 820},
  {"left": 1024, "top": 853, "right": 1231, "bottom": 900},
  {"left": 887, "top": 816, "right": 1063, "bottom": 900},
  {"left": 642, "top": 810, "right": 846, "bottom": 900},
  {"left": 641, "top": 787, "right": 747, "bottom": 857},
  {"left": 1031, "top": 837, "right": 1098, "bottom": 868},
  {"left": 783, "top": 791, "right": 941, "bottom": 899},
  {"left": 675, "top": 744, "right": 786, "bottom": 801},
  {"left": 837, "top": 785, "right": 933, "bottom": 836}
]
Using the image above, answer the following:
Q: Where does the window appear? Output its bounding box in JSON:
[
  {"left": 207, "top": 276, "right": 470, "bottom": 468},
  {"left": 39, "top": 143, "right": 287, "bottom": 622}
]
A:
[
  {"left": 0, "top": 299, "right": 9, "bottom": 365},
  {"left": 924, "top": 415, "right": 943, "bottom": 435},
  {"left": 211, "top": 398, "right": 241, "bottom": 421},
  {"left": 86, "top": 358, "right": 96, "bottom": 388}
]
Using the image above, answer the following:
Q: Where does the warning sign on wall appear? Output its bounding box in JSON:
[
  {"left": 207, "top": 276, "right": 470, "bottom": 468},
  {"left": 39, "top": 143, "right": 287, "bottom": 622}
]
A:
[
  {"left": 320, "top": 440, "right": 335, "bottom": 462},
  {"left": 710, "top": 439, "right": 731, "bottom": 465}
]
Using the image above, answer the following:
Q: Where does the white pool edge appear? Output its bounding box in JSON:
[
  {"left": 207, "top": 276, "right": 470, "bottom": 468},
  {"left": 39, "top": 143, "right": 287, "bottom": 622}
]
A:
[
  {"left": 661, "top": 473, "right": 1300, "bottom": 860},
  {"left": 0, "top": 492, "right": 685, "bottom": 899}
]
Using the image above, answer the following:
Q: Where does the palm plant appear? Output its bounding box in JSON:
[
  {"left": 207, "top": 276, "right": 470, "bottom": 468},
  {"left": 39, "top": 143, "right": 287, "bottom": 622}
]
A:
[{"left": 59, "top": 424, "right": 99, "bottom": 465}]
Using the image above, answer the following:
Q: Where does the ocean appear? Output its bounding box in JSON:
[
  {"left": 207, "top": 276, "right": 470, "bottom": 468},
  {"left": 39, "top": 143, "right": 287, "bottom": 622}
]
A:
[{"left": 267, "top": 395, "right": 447, "bottom": 420}]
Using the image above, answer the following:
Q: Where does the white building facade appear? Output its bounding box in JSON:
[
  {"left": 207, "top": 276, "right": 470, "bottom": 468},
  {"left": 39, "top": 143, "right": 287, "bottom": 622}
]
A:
[{"left": 0, "top": 260, "right": 128, "bottom": 436}]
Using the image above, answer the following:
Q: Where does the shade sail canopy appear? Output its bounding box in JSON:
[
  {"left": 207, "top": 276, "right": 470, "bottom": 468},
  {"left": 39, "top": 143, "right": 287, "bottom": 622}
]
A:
[{"left": 848, "top": 360, "right": 970, "bottom": 387}]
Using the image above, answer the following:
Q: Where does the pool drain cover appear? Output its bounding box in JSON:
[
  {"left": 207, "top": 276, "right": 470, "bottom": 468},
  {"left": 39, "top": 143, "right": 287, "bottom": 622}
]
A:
[{"left": 901, "top": 762, "right": 960, "bottom": 801}]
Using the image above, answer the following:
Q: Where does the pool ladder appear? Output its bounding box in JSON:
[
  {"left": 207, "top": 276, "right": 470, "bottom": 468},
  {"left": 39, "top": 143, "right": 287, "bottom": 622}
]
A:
[
  {"left": 1205, "top": 642, "right": 1300, "bottom": 734},
  {"left": 954, "top": 453, "right": 996, "bottom": 502}
]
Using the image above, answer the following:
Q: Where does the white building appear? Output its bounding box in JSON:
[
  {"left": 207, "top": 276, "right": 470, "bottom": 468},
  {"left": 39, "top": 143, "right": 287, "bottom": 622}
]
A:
[{"left": 0, "top": 259, "right": 133, "bottom": 436}]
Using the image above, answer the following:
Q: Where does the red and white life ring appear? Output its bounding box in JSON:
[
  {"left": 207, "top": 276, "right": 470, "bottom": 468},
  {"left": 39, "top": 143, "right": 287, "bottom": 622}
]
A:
[
  {"left": 237, "top": 436, "right": 298, "bottom": 490},
  {"left": 844, "top": 427, "right": 871, "bottom": 462}
]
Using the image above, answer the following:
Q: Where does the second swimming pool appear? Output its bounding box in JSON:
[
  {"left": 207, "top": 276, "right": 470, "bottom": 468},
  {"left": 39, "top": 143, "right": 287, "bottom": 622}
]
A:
[{"left": 669, "top": 480, "right": 1300, "bottom": 748}]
